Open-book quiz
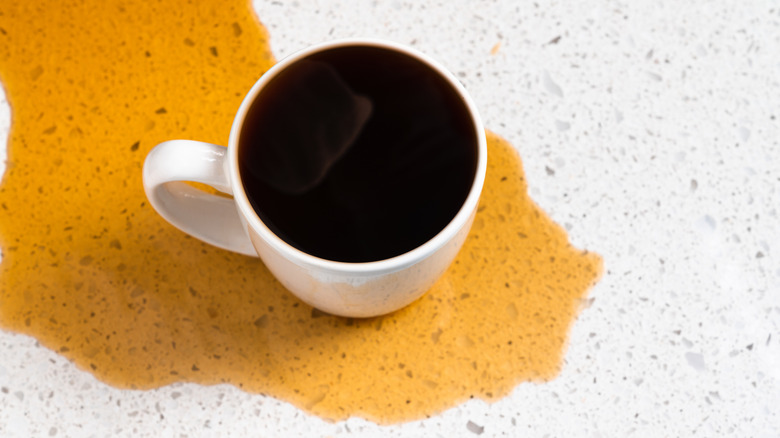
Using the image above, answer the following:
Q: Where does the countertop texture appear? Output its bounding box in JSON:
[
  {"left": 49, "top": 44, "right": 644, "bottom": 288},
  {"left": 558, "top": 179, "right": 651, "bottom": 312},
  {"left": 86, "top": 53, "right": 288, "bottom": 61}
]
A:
[{"left": 1, "top": 0, "right": 778, "bottom": 436}]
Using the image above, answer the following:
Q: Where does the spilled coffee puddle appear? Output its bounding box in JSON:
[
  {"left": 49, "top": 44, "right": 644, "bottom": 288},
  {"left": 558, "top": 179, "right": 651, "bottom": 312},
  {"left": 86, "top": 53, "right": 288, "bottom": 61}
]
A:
[{"left": 0, "top": 0, "right": 602, "bottom": 423}]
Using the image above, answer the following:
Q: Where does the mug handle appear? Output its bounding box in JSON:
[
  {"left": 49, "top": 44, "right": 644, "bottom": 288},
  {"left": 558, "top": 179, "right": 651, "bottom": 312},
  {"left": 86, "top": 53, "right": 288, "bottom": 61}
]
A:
[{"left": 142, "top": 140, "right": 257, "bottom": 256}]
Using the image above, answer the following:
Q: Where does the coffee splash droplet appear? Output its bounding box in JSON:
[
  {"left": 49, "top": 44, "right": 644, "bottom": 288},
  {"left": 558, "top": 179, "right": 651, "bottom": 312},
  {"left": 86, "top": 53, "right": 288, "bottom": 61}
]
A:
[{"left": 0, "top": 0, "right": 602, "bottom": 424}]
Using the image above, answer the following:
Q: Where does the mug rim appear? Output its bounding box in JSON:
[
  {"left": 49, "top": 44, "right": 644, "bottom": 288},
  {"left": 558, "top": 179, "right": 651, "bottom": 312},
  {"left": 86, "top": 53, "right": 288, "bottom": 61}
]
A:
[{"left": 227, "top": 38, "right": 487, "bottom": 274}]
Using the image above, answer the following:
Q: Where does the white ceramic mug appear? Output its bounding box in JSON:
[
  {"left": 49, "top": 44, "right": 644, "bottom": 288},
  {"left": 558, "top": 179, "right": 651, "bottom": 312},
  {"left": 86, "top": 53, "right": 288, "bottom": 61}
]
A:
[{"left": 142, "top": 39, "right": 487, "bottom": 317}]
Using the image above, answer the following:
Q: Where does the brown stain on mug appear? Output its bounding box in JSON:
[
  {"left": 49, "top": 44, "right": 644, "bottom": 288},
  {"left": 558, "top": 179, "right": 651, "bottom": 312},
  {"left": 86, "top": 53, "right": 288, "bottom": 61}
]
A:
[{"left": 0, "top": 0, "right": 602, "bottom": 424}]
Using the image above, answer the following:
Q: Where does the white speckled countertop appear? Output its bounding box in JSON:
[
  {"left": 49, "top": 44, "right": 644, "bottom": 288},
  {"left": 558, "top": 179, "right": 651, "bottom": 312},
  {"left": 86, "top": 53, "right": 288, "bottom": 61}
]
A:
[{"left": 1, "top": 0, "right": 779, "bottom": 436}]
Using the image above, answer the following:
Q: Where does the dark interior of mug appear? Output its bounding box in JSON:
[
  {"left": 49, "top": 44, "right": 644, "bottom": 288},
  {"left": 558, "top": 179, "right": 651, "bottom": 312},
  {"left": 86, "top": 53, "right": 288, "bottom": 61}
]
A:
[{"left": 238, "top": 45, "right": 478, "bottom": 263}]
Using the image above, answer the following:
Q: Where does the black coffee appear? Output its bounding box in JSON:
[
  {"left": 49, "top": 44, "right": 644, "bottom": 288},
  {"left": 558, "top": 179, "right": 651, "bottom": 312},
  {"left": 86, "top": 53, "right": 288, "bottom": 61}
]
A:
[{"left": 239, "top": 46, "right": 478, "bottom": 262}]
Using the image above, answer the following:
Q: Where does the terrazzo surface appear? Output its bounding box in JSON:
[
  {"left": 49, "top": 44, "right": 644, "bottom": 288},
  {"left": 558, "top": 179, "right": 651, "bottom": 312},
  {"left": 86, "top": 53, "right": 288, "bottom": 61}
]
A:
[{"left": 1, "top": 0, "right": 779, "bottom": 436}]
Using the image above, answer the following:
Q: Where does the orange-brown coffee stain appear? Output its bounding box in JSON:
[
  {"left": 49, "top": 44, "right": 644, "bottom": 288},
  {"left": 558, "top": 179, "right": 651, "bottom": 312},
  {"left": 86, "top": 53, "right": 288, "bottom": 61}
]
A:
[{"left": 0, "top": 0, "right": 602, "bottom": 424}]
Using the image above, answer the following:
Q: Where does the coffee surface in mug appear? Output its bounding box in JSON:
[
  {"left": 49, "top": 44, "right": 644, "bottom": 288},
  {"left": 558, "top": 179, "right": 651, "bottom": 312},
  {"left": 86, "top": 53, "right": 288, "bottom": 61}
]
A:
[{"left": 238, "top": 46, "right": 478, "bottom": 263}]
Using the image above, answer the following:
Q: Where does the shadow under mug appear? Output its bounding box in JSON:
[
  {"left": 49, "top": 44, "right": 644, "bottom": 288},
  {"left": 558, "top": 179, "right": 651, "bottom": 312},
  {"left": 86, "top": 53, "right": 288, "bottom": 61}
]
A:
[{"left": 142, "top": 39, "right": 487, "bottom": 317}]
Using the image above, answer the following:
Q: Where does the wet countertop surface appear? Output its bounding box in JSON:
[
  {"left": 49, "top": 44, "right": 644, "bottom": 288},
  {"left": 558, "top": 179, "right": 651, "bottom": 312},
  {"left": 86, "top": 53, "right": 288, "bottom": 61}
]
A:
[{"left": 1, "top": 0, "right": 778, "bottom": 436}]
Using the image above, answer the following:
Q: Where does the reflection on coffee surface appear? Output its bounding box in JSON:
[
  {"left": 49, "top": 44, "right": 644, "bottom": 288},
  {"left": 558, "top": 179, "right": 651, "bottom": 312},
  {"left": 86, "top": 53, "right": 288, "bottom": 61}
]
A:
[
  {"left": 0, "top": 0, "right": 602, "bottom": 424},
  {"left": 239, "top": 47, "right": 478, "bottom": 262}
]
